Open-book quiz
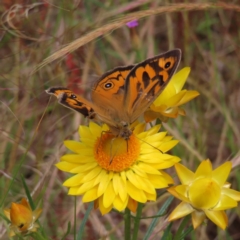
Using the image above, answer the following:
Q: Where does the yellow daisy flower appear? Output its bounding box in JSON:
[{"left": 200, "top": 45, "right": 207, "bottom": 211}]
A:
[
  {"left": 57, "top": 122, "right": 180, "bottom": 214},
  {"left": 4, "top": 198, "right": 42, "bottom": 237},
  {"left": 144, "top": 67, "right": 200, "bottom": 122},
  {"left": 168, "top": 159, "right": 240, "bottom": 229}
]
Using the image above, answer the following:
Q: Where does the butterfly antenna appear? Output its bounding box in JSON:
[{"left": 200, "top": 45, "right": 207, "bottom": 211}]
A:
[
  {"left": 135, "top": 135, "right": 163, "bottom": 154},
  {"left": 109, "top": 137, "right": 116, "bottom": 165},
  {"left": 109, "top": 137, "right": 129, "bottom": 165},
  {"left": 96, "top": 130, "right": 110, "bottom": 154}
]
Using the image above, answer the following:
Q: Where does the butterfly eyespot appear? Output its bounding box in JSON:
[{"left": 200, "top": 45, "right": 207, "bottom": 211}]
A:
[
  {"left": 70, "top": 94, "right": 77, "bottom": 99},
  {"left": 164, "top": 61, "right": 171, "bottom": 69},
  {"left": 104, "top": 82, "right": 113, "bottom": 89}
]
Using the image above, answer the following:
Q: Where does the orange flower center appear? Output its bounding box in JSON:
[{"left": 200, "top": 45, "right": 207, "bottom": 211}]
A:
[{"left": 94, "top": 132, "right": 140, "bottom": 172}]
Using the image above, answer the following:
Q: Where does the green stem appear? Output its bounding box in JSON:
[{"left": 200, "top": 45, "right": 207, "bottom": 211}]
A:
[
  {"left": 124, "top": 208, "right": 131, "bottom": 240},
  {"left": 32, "top": 231, "right": 48, "bottom": 240},
  {"left": 74, "top": 197, "right": 76, "bottom": 240},
  {"left": 132, "top": 203, "right": 143, "bottom": 240}
]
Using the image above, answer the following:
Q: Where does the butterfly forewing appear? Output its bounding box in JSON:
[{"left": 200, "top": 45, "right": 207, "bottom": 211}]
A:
[
  {"left": 46, "top": 87, "right": 96, "bottom": 119},
  {"left": 91, "top": 65, "right": 134, "bottom": 126},
  {"left": 124, "top": 49, "right": 181, "bottom": 122}
]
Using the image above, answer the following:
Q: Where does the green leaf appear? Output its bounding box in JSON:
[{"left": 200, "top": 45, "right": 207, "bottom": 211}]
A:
[
  {"left": 173, "top": 215, "right": 191, "bottom": 240},
  {"left": 76, "top": 202, "right": 94, "bottom": 240},
  {"left": 61, "top": 221, "right": 71, "bottom": 240},
  {"left": 162, "top": 222, "right": 173, "bottom": 240},
  {"left": 21, "top": 175, "right": 35, "bottom": 209},
  {"left": 143, "top": 196, "right": 174, "bottom": 240}
]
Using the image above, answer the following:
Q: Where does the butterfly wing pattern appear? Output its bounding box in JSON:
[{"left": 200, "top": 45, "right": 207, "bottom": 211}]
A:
[
  {"left": 46, "top": 49, "right": 181, "bottom": 139},
  {"left": 124, "top": 49, "right": 181, "bottom": 123},
  {"left": 46, "top": 87, "right": 96, "bottom": 120}
]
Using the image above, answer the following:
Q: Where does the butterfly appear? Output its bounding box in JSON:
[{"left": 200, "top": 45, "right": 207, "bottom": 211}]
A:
[{"left": 46, "top": 49, "right": 181, "bottom": 139}]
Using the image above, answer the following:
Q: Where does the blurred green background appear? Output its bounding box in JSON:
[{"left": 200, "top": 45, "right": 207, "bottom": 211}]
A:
[{"left": 0, "top": 1, "right": 240, "bottom": 239}]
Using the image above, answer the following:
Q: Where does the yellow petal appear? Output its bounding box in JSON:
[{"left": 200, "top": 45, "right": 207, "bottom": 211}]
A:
[
  {"left": 126, "top": 170, "right": 156, "bottom": 194},
  {"left": 214, "top": 194, "right": 237, "bottom": 210},
  {"left": 97, "top": 171, "right": 110, "bottom": 197},
  {"left": 113, "top": 195, "right": 128, "bottom": 211},
  {"left": 204, "top": 210, "right": 228, "bottom": 230},
  {"left": 160, "top": 171, "right": 174, "bottom": 184},
  {"left": 71, "top": 162, "right": 98, "bottom": 173},
  {"left": 175, "top": 163, "right": 194, "bottom": 184},
  {"left": 60, "top": 154, "right": 91, "bottom": 163},
  {"left": 131, "top": 164, "right": 148, "bottom": 178},
  {"left": 154, "top": 67, "right": 191, "bottom": 105},
  {"left": 144, "top": 133, "right": 168, "bottom": 144},
  {"left": 151, "top": 160, "right": 180, "bottom": 170},
  {"left": 168, "top": 202, "right": 194, "bottom": 221},
  {"left": 78, "top": 125, "right": 92, "bottom": 139},
  {"left": 64, "top": 141, "right": 86, "bottom": 154},
  {"left": 81, "top": 166, "right": 102, "bottom": 182},
  {"left": 103, "top": 182, "right": 116, "bottom": 208},
  {"left": 162, "top": 91, "right": 188, "bottom": 107},
  {"left": 82, "top": 187, "right": 99, "bottom": 202},
  {"left": 212, "top": 161, "right": 232, "bottom": 187},
  {"left": 113, "top": 174, "right": 127, "bottom": 202},
  {"left": 194, "top": 159, "right": 212, "bottom": 179},
  {"left": 148, "top": 174, "right": 170, "bottom": 188},
  {"left": 68, "top": 186, "right": 79, "bottom": 195},
  {"left": 63, "top": 173, "right": 84, "bottom": 187},
  {"left": 222, "top": 188, "right": 240, "bottom": 201},
  {"left": 159, "top": 140, "right": 179, "bottom": 153},
  {"left": 137, "top": 163, "right": 162, "bottom": 175},
  {"left": 112, "top": 174, "right": 121, "bottom": 194},
  {"left": 55, "top": 162, "right": 79, "bottom": 172},
  {"left": 89, "top": 122, "right": 102, "bottom": 137},
  {"left": 168, "top": 185, "right": 189, "bottom": 202},
  {"left": 98, "top": 196, "right": 112, "bottom": 215},
  {"left": 93, "top": 169, "right": 106, "bottom": 185},
  {"left": 120, "top": 171, "right": 127, "bottom": 184},
  {"left": 33, "top": 209, "right": 42, "bottom": 221},
  {"left": 126, "top": 181, "right": 147, "bottom": 203},
  {"left": 171, "top": 67, "right": 191, "bottom": 91},
  {"left": 3, "top": 209, "right": 10, "bottom": 220},
  {"left": 139, "top": 152, "right": 176, "bottom": 162},
  {"left": 191, "top": 211, "right": 206, "bottom": 229},
  {"left": 145, "top": 191, "right": 156, "bottom": 201},
  {"left": 133, "top": 122, "right": 146, "bottom": 134},
  {"left": 177, "top": 90, "right": 200, "bottom": 105},
  {"left": 145, "top": 124, "right": 161, "bottom": 135},
  {"left": 135, "top": 176, "right": 156, "bottom": 194},
  {"left": 126, "top": 170, "right": 142, "bottom": 189},
  {"left": 20, "top": 198, "right": 31, "bottom": 210},
  {"left": 76, "top": 179, "right": 96, "bottom": 195}
]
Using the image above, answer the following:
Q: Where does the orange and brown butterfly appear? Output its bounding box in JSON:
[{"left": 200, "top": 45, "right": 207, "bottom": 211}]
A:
[{"left": 46, "top": 49, "right": 181, "bottom": 139}]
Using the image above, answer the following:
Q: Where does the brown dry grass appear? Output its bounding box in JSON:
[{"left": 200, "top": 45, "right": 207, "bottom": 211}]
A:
[{"left": 0, "top": 1, "right": 240, "bottom": 239}]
